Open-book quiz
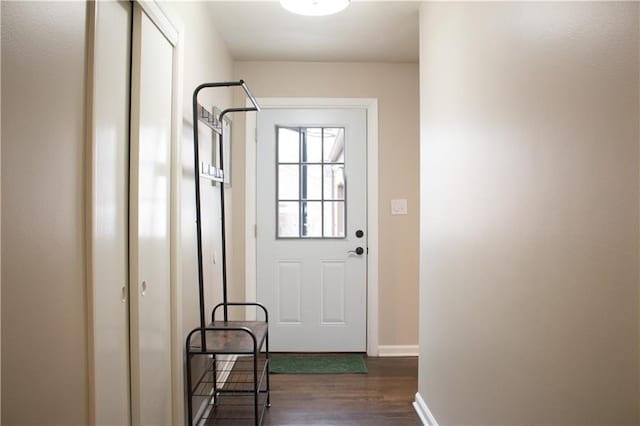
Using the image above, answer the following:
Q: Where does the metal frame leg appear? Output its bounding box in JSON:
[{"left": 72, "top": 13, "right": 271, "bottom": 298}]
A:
[
  {"left": 212, "top": 354, "right": 218, "bottom": 405},
  {"left": 266, "top": 331, "right": 271, "bottom": 408},
  {"left": 186, "top": 352, "right": 193, "bottom": 425}
]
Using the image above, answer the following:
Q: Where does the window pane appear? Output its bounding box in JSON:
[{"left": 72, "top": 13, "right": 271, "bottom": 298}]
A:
[
  {"left": 278, "top": 202, "right": 299, "bottom": 237},
  {"left": 278, "top": 165, "right": 299, "bottom": 200},
  {"left": 276, "top": 126, "right": 348, "bottom": 239},
  {"left": 304, "top": 128, "right": 322, "bottom": 163},
  {"left": 278, "top": 127, "right": 299, "bottom": 163},
  {"left": 301, "top": 165, "right": 322, "bottom": 200},
  {"left": 323, "top": 165, "right": 345, "bottom": 200},
  {"left": 323, "top": 128, "right": 344, "bottom": 163},
  {"left": 302, "top": 201, "right": 322, "bottom": 237},
  {"left": 323, "top": 201, "right": 345, "bottom": 237}
]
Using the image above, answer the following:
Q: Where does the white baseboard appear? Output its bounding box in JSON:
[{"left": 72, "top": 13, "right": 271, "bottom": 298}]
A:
[
  {"left": 413, "top": 392, "right": 439, "bottom": 426},
  {"left": 377, "top": 345, "right": 419, "bottom": 357}
]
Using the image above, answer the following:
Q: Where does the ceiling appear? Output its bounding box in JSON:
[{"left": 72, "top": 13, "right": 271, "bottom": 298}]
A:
[{"left": 206, "top": 1, "right": 420, "bottom": 63}]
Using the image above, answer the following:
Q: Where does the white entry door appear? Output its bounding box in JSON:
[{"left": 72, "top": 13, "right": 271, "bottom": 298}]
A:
[
  {"left": 257, "top": 108, "right": 367, "bottom": 352},
  {"left": 129, "top": 4, "right": 174, "bottom": 425}
]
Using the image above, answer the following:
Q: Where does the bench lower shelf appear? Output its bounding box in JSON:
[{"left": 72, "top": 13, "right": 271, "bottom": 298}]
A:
[{"left": 186, "top": 324, "right": 270, "bottom": 426}]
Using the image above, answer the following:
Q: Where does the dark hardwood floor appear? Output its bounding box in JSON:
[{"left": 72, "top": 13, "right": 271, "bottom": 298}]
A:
[{"left": 262, "top": 355, "right": 420, "bottom": 426}]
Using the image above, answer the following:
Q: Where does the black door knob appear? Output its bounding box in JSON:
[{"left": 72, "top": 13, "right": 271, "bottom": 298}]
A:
[{"left": 348, "top": 247, "right": 364, "bottom": 255}]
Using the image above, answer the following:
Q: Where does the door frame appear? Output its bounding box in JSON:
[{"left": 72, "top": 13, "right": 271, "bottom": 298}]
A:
[
  {"left": 245, "top": 98, "right": 379, "bottom": 356},
  {"left": 85, "top": 0, "right": 184, "bottom": 424}
]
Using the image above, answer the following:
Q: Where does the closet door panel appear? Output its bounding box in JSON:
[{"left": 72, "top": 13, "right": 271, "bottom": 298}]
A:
[
  {"left": 91, "top": 1, "right": 131, "bottom": 424},
  {"left": 129, "top": 4, "right": 174, "bottom": 425}
]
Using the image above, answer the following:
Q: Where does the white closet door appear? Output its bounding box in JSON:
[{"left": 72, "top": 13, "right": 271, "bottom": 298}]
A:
[
  {"left": 129, "top": 4, "right": 174, "bottom": 425},
  {"left": 91, "top": 1, "right": 131, "bottom": 424}
]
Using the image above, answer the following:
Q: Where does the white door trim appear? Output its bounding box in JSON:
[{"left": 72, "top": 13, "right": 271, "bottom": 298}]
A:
[
  {"left": 245, "top": 98, "right": 379, "bottom": 356},
  {"left": 136, "top": 1, "right": 178, "bottom": 46}
]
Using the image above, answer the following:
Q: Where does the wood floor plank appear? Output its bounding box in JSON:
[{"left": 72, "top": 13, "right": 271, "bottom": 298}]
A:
[{"left": 262, "top": 355, "right": 420, "bottom": 426}]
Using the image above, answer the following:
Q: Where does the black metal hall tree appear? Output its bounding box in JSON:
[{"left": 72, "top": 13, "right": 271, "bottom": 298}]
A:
[{"left": 185, "top": 81, "right": 270, "bottom": 425}]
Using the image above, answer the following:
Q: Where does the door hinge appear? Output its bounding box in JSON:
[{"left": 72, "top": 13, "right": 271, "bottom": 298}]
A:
[
  {"left": 254, "top": 224, "right": 257, "bottom": 238},
  {"left": 254, "top": 127, "right": 258, "bottom": 143}
]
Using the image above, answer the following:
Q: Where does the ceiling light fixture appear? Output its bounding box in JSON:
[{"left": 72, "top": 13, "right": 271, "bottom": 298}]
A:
[{"left": 280, "top": 0, "right": 350, "bottom": 16}]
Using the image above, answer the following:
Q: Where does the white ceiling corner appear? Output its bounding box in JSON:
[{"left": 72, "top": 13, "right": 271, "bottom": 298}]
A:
[{"left": 205, "top": 1, "right": 420, "bottom": 63}]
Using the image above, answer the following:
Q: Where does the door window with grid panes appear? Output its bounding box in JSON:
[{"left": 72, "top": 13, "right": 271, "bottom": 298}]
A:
[{"left": 277, "top": 127, "right": 346, "bottom": 238}]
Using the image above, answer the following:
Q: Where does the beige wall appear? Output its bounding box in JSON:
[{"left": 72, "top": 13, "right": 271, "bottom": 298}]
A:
[
  {"left": 418, "top": 2, "right": 639, "bottom": 424},
  {"left": 162, "top": 0, "right": 234, "bottom": 345},
  {"left": 1, "top": 1, "right": 89, "bottom": 424},
  {"left": 161, "top": 3, "right": 237, "bottom": 420},
  {"left": 232, "top": 61, "right": 420, "bottom": 347},
  {"left": 1, "top": 1, "right": 235, "bottom": 423}
]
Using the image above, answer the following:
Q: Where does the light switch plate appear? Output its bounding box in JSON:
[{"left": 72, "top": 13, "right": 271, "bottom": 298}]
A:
[{"left": 391, "top": 199, "right": 408, "bottom": 215}]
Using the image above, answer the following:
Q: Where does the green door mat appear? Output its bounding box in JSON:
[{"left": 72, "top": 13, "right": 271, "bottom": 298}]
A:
[{"left": 269, "top": 354, "right": 368, "bottom": 374}]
